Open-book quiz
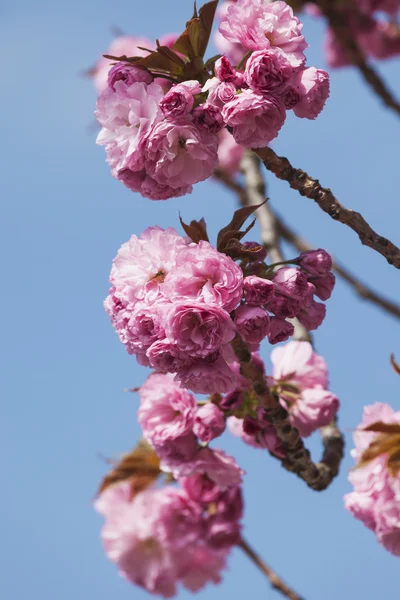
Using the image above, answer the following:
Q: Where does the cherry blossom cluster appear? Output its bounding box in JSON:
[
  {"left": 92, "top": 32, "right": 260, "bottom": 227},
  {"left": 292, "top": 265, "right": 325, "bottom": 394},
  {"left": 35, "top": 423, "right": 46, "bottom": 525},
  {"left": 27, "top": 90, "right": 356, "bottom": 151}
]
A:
[
  {"left": 96, "top": 458, "right": 243, "bottom": 596},
  {"left": 305, "top": 0, "right": 400, "bottom": 67},
  {"left": 345, "top": 403, "right": 400, "bottom": 556},
  {"left": 93, "top": 0, "right": 330, "bottom": 200},
  {"left": 105, "top": 225, "right": 335, "bottom": 395},
  {"left": 228, "top": 341, "right": 339, "bottom": 451}
]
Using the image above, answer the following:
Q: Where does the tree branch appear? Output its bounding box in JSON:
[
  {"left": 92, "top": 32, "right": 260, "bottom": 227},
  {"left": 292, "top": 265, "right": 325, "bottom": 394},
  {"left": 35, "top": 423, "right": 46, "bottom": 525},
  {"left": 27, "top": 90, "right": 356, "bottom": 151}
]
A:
[
  {"left": 214, "top": 168, "right": 400, "bottom": 320},
  {"left": 253, "top": 146, "right": 400, "bottom": 269},
  {"left": 315, "top": 0, "right": 400, "bottom": 116},
  {"left": 239, "top": 538, "right": 305, "bottom": 600}
]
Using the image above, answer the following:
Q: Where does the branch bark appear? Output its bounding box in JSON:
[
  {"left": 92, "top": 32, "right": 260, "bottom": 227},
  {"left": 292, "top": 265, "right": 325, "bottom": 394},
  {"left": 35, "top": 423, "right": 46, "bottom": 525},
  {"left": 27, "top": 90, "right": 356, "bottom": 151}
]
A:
[
  {"left": 253, "top": 146, "right": 400, "bottom": 269},
  {"left": 239, "top": 538, "right": 305, "bottom": 600}
]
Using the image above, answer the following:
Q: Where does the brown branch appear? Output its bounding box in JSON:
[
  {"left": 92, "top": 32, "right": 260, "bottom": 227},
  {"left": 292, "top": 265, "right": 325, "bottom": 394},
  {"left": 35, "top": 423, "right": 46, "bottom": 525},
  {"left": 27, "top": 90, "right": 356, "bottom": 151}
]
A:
[
  {"left": 214, "top": 168, "right": 400, "bottom": 320},
  {"left": 253, "top": 146, "right": 400, "bottom": 269},
  {"left": 233, "top": 334, "right": 344, "bottom": 490},
  {"left": 315, "top": 0, "right": 400, "bottom": 116},
  {"left": 239, "top": 538, "right": 305, "bottom": 600},
  {"left": 275, "top": 214, "right": 400, "bottom": 320}
]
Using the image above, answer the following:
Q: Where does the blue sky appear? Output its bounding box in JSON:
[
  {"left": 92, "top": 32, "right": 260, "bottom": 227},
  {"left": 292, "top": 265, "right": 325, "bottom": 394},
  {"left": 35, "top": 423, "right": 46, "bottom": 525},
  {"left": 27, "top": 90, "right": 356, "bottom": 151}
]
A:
[{"left": 1, "top": 1, "right": 400, "bottom": 599}]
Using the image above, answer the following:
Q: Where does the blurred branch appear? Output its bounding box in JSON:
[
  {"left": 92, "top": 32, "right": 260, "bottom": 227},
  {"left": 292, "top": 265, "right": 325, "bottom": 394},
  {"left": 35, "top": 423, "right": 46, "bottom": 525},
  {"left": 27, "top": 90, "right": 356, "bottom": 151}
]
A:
[
  {"left": 316, "top": 0, "right": 400, "bottom": 116},
  {"left": 239, "top": 538, "right": 305, "bottom": 600},
  {"left": 253, "top": 146, "right": 400, "bottom": 269},
  {"left": 213, "top": 168, "right": 400, "bottom": 320}
]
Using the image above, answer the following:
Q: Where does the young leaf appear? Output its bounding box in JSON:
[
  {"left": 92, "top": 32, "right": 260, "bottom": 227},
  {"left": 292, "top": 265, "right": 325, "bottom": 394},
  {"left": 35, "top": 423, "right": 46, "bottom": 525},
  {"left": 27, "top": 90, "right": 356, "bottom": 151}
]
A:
[
  {"left": 197, "top": 0, "right": 219, "bottom": 57},
  {"left": 217, "top": 203, "right": 265, "bottom": 251},
  {"left": 98, "top": 440, "right": 161, "bottom": 499},
  {"left": 173, "top": 30, "right": 195, "bottom": 59},
  {"left": 180, "top": 215, "right": 209, "bottom": 243},
  {"left": 356, "top": 422, "right": 400, "bottom": 476}
]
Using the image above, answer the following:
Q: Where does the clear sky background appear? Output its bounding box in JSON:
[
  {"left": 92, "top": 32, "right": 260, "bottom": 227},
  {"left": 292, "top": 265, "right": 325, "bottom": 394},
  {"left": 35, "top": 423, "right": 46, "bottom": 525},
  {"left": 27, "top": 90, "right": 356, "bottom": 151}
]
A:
[{"left": 1, "top": 1, "right": 400, "bottom": 599}]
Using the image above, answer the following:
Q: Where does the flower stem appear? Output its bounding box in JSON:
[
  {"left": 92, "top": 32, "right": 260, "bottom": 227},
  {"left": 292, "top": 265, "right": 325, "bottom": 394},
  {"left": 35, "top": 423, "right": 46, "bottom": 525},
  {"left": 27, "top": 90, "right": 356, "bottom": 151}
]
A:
[{"left": 239, "top": 538, "right": 305, "bottom": 600}]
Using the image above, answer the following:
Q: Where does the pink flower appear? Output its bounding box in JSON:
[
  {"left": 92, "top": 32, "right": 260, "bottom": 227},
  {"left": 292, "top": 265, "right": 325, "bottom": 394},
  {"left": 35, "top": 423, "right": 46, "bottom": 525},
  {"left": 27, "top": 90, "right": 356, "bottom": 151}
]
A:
[
  {"left": 266, "top": 294, "right": 301, "bottom": 318},
  {"left": 228, "top": 415, "right": 285, "bottom": 456},
  {"left": 181, "top": 473, "right": 222, "bottom": 505},
  {"left": 206, "top": 79, "right": 237, "bottom": 109},
  {"left": 243, "top": 275, "right": 275, "bottom": 304},
  {"left": 164, "top": 241, "right": 243, "bottom": 313},
  {"left": 271, "top": 340, "right": 328, "bottom": 389},
  {"left": 234, "top": 304, "right": 270, "bottom": 344},
  {"left": 298, "top": 248, "right": 332, "bottom": 275},
  {"left": 92, "top": 36, "right": 154, "bottom": 92},
  {"left": 289, "top": 388, "right": 339, "bottom": 437},
  {"left": 245, "top": 48, "right": 293, "bottom": 95},
  {"left": 176, "top": 356, "right": 239, "bottom": 395},
  {"left": 108, "top": 226, "right": 188, "bottom": 307},
  {"left": 344, "top": 403, "right": 400, "bottom": 557},
  {"left": 144, "top": 121, "right": 219, "bottom": 188},
  {"left": 217, "top": 129, "right": 245, "bottom": 174},
  {"left": 220, "top": 389, "right": 244, "bottom": 411},
  {"left": 297, "top": 300, "right": 326, "bottom": 331},
  {"left": 159, "top": 82, "right": 199, "bottom": 121},
  {"left": 146, "top": 339, "right": 188, "bottom": 373},
  {"left": 273, "top": 267, "right": 309, "bottom": 300},
  {"left": 309, "top": 272, "right": 336, "bottom": 301},
  {"left": 222, "top": 90, "right": 286, "bottom": 147},
  {"left": 95, "top": 483, "right": 203, "bottom": 597},
  {"left": 107, "top": 62, "right": 153, "bottom": 90},
  {"left": 138, "top": 373, "right": 197, "bottom": 446},
  {"left": 215, "top": 56, "right": 238, "bottom": 82},
  {"left": 193, "top": 103, "right": 225, "bottom": 134},
  {"left": 268, "top": 317, "right": 294, "bottom": 344},
  {"left": 193, "top": 403, "right": 226, "bottom": 442},
  {"left": 219, "top": 0, "right": 308, "bottom": 67},
  {"left": 293, "top": 67, "right": 330, "bottom": 120},
  {"left": 180, "top": 546, "right": 229, "bottom": 592},
  {"left": 165, "top": 447, "right": 244, "bottom": 488},
  {"left": 163, "top": 302, "right": 236, "bottom": 360}
]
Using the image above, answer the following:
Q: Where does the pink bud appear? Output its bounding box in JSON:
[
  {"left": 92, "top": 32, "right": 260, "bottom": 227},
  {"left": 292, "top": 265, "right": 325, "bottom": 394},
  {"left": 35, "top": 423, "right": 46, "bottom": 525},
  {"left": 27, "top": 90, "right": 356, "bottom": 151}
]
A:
[
  {"left": 243, "top": 276, "right": 275, "bottom": 305},
  {"left": 293, "top": 67, "right": 330, "bottom": 120},
  {"left": 273, "top": 267, "right": 309, "bottom": 300},
  {"left": 268, "top": 317, "right": 294, "bottom": 344},
  {"left": 220, "top": 389, "right": 244, "bottom": 411},
  {"left": 298, "top": 249, "right": 332, "bottom": 275},
  {"left": 297, "top": 300, "right": 326, "bottom": 331},
  {"left": 234, "top": 304, "right": 270, "bottom": 344},
  {"left": 193, "top": 403, "right": 226, "bottom": 443},
  {"left": 215, "top": 56, "right": 237, "bottom": 82},
  {"left": 266, "top": 293, "right": 301, "bottom": 318},
  {"left": 310, "top": 273, "right": 336, "bottom": 301}
]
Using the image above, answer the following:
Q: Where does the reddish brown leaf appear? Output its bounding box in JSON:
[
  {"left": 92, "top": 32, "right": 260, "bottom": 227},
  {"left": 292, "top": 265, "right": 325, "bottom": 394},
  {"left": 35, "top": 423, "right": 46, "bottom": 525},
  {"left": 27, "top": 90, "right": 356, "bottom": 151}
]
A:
[
  {"left": 363, "top": 421, "right": 400, "bottom": 434},
  {"left": 98, "top": 440, "right": 161, "bottom": 499},
  {"left": 217, "top": 203, "right": 264, "bottom": 252},
  {"left": 356, "top": 421, "right": 400, "bottom": 476},
  {"left": 180, "top": 216, "right": 209, "bottom": 243}
]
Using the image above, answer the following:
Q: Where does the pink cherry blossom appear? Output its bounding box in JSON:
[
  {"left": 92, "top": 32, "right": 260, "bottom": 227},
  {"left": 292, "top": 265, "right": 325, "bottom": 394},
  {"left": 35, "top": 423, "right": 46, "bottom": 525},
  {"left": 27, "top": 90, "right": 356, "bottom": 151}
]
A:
[
  {"left": 107, "top": 62, "right": 153, "bottom": 90},
  {"left": 344, "top": 403, "right": 400, "bottom": 556},
  {"left": 219, "top": 0, "right": 308, "bottom": 67},
  {"left": 268, "top": 317, "right": 294, "bottom": 344},
  {"left": 234, "top": 304, "right": 270, "bottom": 344},
  {"left": 222, "top": 90, "right": 286, "bottom": 148},
  {"left": 298, "top": 248, "right": 333, "bottom": 275},
  {"left": 289, "top": 388, "right": 340, "bottom": 437},
  {"left": 193, "top": 403, "right": 226, "bottom": 442},
  {"left": 144, "top": 120, "right": 219, "bottom": 188},
  {"left": 273, "top": 267, "right": 309, "bottom": 300},
  {"left": 217, "top": 129, "right": 245, "bottom": 174},
  {"left": 163, "top": 302, "right": 236, "bottom": 360},
  {"left": 309, "top": 272, "right": 336, "bottom": 301},
  {"left": 193, "top": 103, "right": 225, "bottom": 134},
  {"left": 176, "top": 356, "right": 239, "bottom": 395},
  {"left": 159, "top": 82, "right": 199, "bottom": 121},
  {"left": 271, "top": 340, "right": 328, "bottom": 390},
  {"left": 243, "top": 275, "right": 275, "bottom": 305},
  {"left": 228, "top": 414, "right": 285, "bottom": 456},
  {"left": 297, "top": 300, "right": 326, "bottom": 331},
  {"left": 138, "top": 373, "right": 197, "bottom": 446},
  {"left": 292, "top": 67, "right": 330, "bottom": 120},
  {"left": 164, "top": 241, "right": 243, "bottom": 313},
  {"left": 164, "top": 447, "right": 244, "bottom": 488},
  {"left": 245, "top": 48, "right": 293, "bottom": 95}
]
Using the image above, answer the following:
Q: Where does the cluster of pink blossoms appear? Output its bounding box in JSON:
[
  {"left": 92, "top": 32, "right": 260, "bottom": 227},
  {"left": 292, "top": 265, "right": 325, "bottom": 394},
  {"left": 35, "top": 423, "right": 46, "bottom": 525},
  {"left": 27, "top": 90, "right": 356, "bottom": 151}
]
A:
[
  {"left": 94, "top": 0, "right": 329, "bottom": 200},
  {"left": 305, "top": 0, "right": 400, "bottom": 67},
  {"left": 345, "top": 403, "right": 400, "bottom": 556},
  {"left": 105, "top": 225, "right": 335, "bottom": 395},
  {"left": 228, "top": 341, "right": 339, "bottom": 452},
  {"left": 96, "top": 470, "right": 243, "bottom": 596}
]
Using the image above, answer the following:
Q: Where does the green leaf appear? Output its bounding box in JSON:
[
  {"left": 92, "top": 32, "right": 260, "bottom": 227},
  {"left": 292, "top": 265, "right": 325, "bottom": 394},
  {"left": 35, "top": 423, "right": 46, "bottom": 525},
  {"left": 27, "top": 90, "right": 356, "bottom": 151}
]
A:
[{"left": 180, "top": 216, "right": 209, "bottom": 243}]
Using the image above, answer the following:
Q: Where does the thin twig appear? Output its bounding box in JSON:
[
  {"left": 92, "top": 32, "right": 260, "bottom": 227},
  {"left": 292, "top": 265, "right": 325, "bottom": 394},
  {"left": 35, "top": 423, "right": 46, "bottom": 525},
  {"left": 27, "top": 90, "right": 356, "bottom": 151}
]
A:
[
  {"left": 316, "top": 0, "right": 400, "bottom": 116},
  {"left": 253, "top": 146, "right": 400, "bottom": 269},
  {"left": 213, "top": 168, "right": 400, "bottom": 320},
  {"left": 239, "top": 538, "right": 305, "bottom": 600}
]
